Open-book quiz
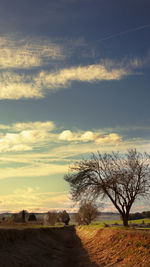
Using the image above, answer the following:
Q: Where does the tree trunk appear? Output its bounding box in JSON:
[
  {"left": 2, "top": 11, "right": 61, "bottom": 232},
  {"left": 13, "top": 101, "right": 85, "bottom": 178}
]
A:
[{"left": 122, "top": 214, "right": 129, "bottom": 227}]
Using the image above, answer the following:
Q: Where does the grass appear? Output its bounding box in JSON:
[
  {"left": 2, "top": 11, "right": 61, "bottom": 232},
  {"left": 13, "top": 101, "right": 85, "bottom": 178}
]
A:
[
  {"left": 0, "top": 222, "right": 65, "bottom": 229},
  {"left": 83, "top": 218, "right": 150, "bottom": 229},
  {"left": 0, "top": 218, "right": 150, "bottom": 230},
  {"left": 128, "top": 218, "right": 150, "bottom": 224}
]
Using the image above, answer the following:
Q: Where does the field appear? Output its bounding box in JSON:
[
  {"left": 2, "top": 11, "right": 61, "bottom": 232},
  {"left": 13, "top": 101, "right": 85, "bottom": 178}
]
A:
[
  {"left": 90, "top": 218, "right": 150, "bottom": 229},
  {"left": 0, "top": 219, "right": 149, "bottom": 266}
]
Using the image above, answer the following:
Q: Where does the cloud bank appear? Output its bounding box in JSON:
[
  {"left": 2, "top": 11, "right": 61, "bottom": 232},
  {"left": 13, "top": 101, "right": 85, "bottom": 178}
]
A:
[{"left": 0, "top": 122, "right": 122, "bottom": 152}]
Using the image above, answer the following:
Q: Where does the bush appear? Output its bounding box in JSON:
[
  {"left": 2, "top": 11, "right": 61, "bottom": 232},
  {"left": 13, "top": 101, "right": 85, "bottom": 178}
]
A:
[
  {"left": 75, "top": 200, "right": 99, "bottom": 225},
  {"left": 44, "top": 212, "right": 57, "bottom": 225},
  {"left": 28, "top": 213, "right": 37, "bottom": 221},
  {"left": 11, "top": 210, "right": 29, "bottom": 223},
  {"left": 58, "top": 210, "right": 70, "bottom": 225},
  {"left": 104, "top": 223, "right": 110, "bottom": 227}
]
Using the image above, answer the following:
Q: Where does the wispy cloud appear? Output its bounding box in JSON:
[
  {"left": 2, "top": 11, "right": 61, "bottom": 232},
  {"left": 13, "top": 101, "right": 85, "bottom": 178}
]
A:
[
  {"left": 0, "top": 35, "right": 64, "bottom": 69},
  {"left": 0, "top": 121, "right": 149, "bottom": 181},
  {"left": 0, "top": 163, "right": 68, "bottom": 179},
  {"left": 0, "top": 187, "right": 72, "bottom": 213},
  {"left": 0, "top": 63, "right": 129, "bottom": 99},
  {"left": 38, "top": 63, "right": 128, "bottom": 86},
  {"left": 0, "top": 72, "right": 42, "bottom": 99},
  {"left": 0, "top": 33, "right": 148, "bottom": 100},
  {"left": 12, "top": 121, "right": 55, "bottom": 131}
]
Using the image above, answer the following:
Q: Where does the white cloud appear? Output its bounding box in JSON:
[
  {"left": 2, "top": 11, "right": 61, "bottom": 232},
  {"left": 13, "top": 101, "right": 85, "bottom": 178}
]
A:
[
  {"left": 0, "top": 72, "right": 42, "bottom": 100},
  {"left": 59, "top": 130, "right": 74, "bottom": 141},
  {"left": 12, "top": 121, "right": 55, "bottom": 131},
  {"left": 0, "top": 63, "right": 129, "bottom": 99},
  {"left": 0, "top": 36, "right": 64, "bottom": 69},
  {"left": 58, "top": 130, "right": 122, "bottom": 143},
  {"left": 95, "top": 133, "right": 122, "bottom": 143},
  {"left": 0, "top": 34, "right": 148, "bottom": 100},
  {"left": 0, "top": 122, "right": 149, "bottom": 157},
  {"left": 37, "top": 64, "right": 129, "bottom": 89},
  {"left": 0, "top": 121, "right": 55, "bottom": 152},
  {"left": 0, "top": 122, "right": 149, "bottom": 181},
  {"left": 80, "top": 131, "right": 95, "bottom": 141}
]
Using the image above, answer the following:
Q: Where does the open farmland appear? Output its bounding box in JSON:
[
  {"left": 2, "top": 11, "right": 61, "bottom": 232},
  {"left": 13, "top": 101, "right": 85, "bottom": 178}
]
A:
[{"left": 0, "top": 225, "right": 149, "bottom": 266}]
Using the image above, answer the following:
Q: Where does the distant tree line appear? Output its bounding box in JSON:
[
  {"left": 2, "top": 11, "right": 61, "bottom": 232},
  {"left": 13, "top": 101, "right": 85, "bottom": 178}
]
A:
[
  {"left": 0, "top": 210, "right": 71, "bottom": 226},
  {"left": 129, "top": 211, "right": 150, "bottom": 220}
]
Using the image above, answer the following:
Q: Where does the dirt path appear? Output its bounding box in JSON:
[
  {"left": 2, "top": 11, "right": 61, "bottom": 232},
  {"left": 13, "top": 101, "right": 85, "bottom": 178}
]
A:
[{"left": 0, "top": 226, "right": 98, "bottom": 267}]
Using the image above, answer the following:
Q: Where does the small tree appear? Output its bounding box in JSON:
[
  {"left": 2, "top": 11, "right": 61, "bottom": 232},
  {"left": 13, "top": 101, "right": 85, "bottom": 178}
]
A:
[
  {"left": 22, "top": 210, "right": 26, "bottom": 223},
  {"left": 44, "top": 211, "right": 57, "bottom": 225},
  {"left": 75, "top": 200, "right": 99, "bottom": 225},
  {"left": 58, "top": 210, "right": 70, "bottom": 225},
  {"left": 11, "top": 210, "right": 29, "bottom": 223},
  {"left": 28, "top": 213, "right": 37, "bottom": 221},
  {"left": 74, "top": 212, "right": 82, "bottom": 225},
  {"left": 64, "top": 149, "right": 150, "bottom": 227}
]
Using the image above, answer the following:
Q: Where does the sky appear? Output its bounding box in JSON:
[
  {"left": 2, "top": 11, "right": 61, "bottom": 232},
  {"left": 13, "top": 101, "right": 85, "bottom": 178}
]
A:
[{"left": 0, "top": 0, "right": 149, "bottom": 214}]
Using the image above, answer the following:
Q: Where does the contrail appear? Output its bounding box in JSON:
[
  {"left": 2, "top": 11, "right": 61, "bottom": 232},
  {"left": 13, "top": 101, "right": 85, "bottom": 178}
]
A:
[{"left": 97, "top": 23, "right": 150, "bottom": 42}]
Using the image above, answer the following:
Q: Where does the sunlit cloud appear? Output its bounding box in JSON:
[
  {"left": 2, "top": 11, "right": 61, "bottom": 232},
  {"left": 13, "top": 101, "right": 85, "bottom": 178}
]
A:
[
  {"left": 0, "top": 121, "right": 149, "bottom": 156},
  {"left": 0, "top": 33, "right": 148, "bottom": 100},
  {"left": 58, "top": 130, "right": 122, "bottom": 143},
  {"left": 0, "top": 63, "right": 130, "bottom": 99},
  {"left": 36, "top": 64, "right": 129, "bottom": 88},
  {"left": 0, "top": 163, "right": 68, "bottom": 179},
  {"left": 48, "top": 138, "right": 150, "bottom": 160},
  {"left": 0, "top": 72, "right": 42, "bottom": 99},
  {"left": 0, "top": 187, "right": 72, "bottom": 213},
  {"left": 0, "top": 121, "right": 55, "bottom": 152},
  {"left": 0, "top": 121, "right": 149, "bottom": 183},
  {"left": 0, "top": 36, "right": 64, "bottom": 69},
  {"left": 95, "top": 133, "right": 122, "bottom": 143},
  {"left": 0, "top": 185, "right": 148, "bottom": 213},
  {"left": 12, "top": 121, "right": 55, "bottom": 131}
]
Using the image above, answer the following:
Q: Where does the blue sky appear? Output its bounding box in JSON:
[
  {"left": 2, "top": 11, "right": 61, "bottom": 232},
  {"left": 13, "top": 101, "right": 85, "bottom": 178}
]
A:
[{"left": 0, "top": 0, "right": 149, "bottom": 213}]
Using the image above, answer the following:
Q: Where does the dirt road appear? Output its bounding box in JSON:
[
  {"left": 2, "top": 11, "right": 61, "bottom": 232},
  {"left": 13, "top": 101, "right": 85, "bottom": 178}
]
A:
[{"left": 0, "top": 226, "right": 98, "bottom": 267}]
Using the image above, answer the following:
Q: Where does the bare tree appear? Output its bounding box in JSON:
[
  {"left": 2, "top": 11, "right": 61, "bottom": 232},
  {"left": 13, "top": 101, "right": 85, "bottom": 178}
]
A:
[
  {"left": 75, "top": 200, "right": 99, "bottom": 225},
  {"left": 58, "top": 210, "right": 70, "bottom": 225},
  {"left": 44, "top": 211, "right": 57, "bottom": 225},
  {"left": 64, "top": 149, "right": 150, "bottom": 227}
]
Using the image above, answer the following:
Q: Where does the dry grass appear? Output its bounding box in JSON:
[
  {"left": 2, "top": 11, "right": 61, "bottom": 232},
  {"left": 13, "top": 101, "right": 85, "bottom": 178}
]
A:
[{"left": 76, "top": 227, "right": 150, "bottom": 266}]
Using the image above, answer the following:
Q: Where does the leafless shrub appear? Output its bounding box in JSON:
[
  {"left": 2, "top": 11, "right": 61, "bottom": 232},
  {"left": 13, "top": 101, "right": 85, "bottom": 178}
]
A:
[
  {"left": 44, "top": 211, "right": 57, "bottom": 225},
  {"left": 75, "top": 200, "right": 99, "bottom": 225}
]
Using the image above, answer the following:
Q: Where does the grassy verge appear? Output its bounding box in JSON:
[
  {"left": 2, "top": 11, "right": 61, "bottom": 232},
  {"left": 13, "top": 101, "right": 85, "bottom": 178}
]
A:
[
  {"left": 0, "top": 223, "right": 65, "bottom": 229},
  {"left": 81, "top": 218, "right": 150, "bottom": 229}
]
